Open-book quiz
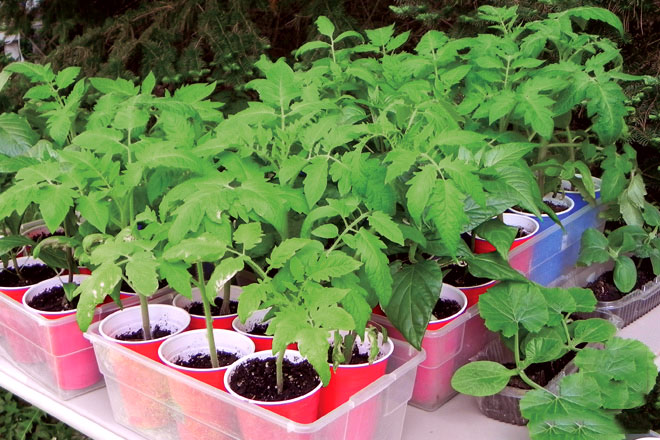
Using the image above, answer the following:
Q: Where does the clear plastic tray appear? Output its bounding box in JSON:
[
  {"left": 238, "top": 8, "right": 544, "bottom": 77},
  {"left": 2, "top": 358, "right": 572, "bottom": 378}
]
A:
[
  {"left": 371, "top": 305, "right": 497, "bottom": 411},
  {"left": 0, "top": 287, "right": 173, "bottom": 400},
  {"left": 508, "top": 201, "right": 605, "bottom": 286},
  {"left": 551, "top": 261, "right": 660, "bottom": 327},
  {"left": 84, "top": 322, "right": 425, "bottom": 440}
]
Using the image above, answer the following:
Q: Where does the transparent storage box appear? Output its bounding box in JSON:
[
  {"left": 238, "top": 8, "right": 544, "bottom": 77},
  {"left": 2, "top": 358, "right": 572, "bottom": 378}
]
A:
[
  {"left": 0, "top": 288, "right": 173, "bottom": 400},
  {"left": 84, "top": 322, "right": 425, "bottom": 440},
  {"left": 551, "top": 261, "right": 660, "bottom": 327},
  {"left": 508, "top": 201, "right": 605, "bottom": 286}
]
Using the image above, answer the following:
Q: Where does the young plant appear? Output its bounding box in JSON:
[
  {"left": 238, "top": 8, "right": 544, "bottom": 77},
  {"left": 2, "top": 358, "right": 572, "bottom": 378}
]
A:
[{"left": 452, "top": 280, "right": 657, "bottom": 440}]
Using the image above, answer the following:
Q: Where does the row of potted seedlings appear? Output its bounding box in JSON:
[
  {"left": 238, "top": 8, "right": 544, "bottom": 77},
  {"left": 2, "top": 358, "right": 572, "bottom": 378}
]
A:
[{"left": 1, "top": 6, "right": 659, "bottom": 440}]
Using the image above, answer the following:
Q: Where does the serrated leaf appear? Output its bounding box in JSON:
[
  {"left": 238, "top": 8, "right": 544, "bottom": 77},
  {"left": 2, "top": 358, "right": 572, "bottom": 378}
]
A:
[
  {"left": 451, "top": 361, "right": 516, "bottom": 396},
  {"left": 126, "top": 253, "right": 159, "bottom": 296},
  {"left": 234, "top": 223, "right": 263, "bottom": 251},
  {"left": 353, "top": 229, "right": 392, "bottom": 307},
  {"left": 315, "top": 16, "right": 335, "bottom": 37},
  {"left": 160, "top": 261, "right": 192, "bottom": 298},
  {"left": 311, "top": 224, "right": 338, "bottom": 239},
  {"left": 207, "top": 258, "right": 244, "bottom": 301},
  {"left": 55, "top": 66, "right": 80, "bottom": 89},
  {"left": 479, "top": 281, "right": 548, "bottom": 338},
  {"left": 426, "top": 180, "right": 467, "bottom": 256},
  {"left": 384, "top": 260, "right": 443, "bottom": 349},
  {"left": 268, "top": 238, "right": 315, "bottom": 269},
  {"left": 76, "top": 264, "right": 122, "bottom": 331},
  {"left": 163, "top": 235, "right": 227, "bottom": 264},
  {"left": 77, "top": 195, "right": 109, "bottom": 233},
  {"left": 571, "top": 319, "right": 617, "bottom": 344},
  {"left": 406, "top": 164, "right": 435, "bottom": 224},
  {"left": 36, "top": 186, "right": 75, "bottom": 232},
  {"left": 142, "top": 72, "right": 156, "bottom": 95},
  {"left": 303, "top": 157, "right": 328, "bottom": 208},
  {"left": 308, "top": 251, "right": 362, "bottom": 282},
  {"left": 368, "top": 211, "right": 404, "bottom": 245},
  {"left": 0, "top": 113, "right": 39, "bottom": 157}
]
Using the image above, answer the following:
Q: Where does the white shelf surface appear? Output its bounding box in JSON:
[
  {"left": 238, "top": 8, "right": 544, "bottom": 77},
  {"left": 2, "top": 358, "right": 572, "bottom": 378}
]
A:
[{"left": 1, "top": 307, "right": 659, "bottom": 440}]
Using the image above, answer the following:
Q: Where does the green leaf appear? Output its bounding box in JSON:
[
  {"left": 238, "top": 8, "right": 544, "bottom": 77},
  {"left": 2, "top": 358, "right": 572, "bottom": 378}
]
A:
[
  {"left": 483, "top": 143, "right": 536, "bottom": 167},
  {"left": 465, "top": 252, "right": 527, "bottom": 282},
  {"left": 571, "top": 319, "right": 617, "bottom": 344},
  {"left": 426, "top": 180, "right": 467, "bottom": 256},
  {"left": 406, "top": 164, "right": 435, "bottom": 224},
  {"left": 4, "top": 62, "right": 54, "bottom": 83},
  {"left": 163, "top": 235, "right": 227, "bottom": 264},
  {"left": 268, "top": 238, "right": 317, "bottom": 269},
  {"left": 207, "top": 258, "right": 244, "bottom": 301},
  {"left": 567, "top": 287, "right": 597, "bottom": 313},
  {"left": 160, "top": 261, "right": 192, "bottom": 298},
  {"left": 315, "top": 16, "right": 335, "bottom": 38},
  {"left": 524, "top": 336, "right": 566, "bottom": 365},
  {"left": 234, "top": 223, "right": 263, "bottom": 252},
  {"left": 0, "top": 113, "right": 39, "bottom": 157},
  {"left": 613, "top": 255, "right": 636, "bottom": 293},
  {"left": 77, "top": 195, "right": 109, "bottom": 233},
  {"left": 303, "top": 157, "right": 328, "bottom": 208},
  {"left": 451, "top": 361, "right": 516, "bottom": 396},
  {"left": 311, "top": 224, "right": 339, "bottom": 239},
  {"left": 474, "top": 219, "right": 517, "bottom": 260},
  {"left": 307, "top": 251, "right": 362, "bottom": 282},
  {"left": 353, "top": 229, "right": 393, "bottom": 307},
  {"left": 141, "top": 72, "right": 156, "bottom": 95},
  {"left": 551, "top": 7, "right": 624, "bottom": 36},
  {"left": 384, "top": 260, "right": 443, "bottom": 349},
  {"left": 76, "top": 264, "right": 122, "bottom": 331},
  {"left": 36, "top": 186, "right": 75, "bottom": 232},
  {"left": 296, "top": 326, "right": 331, "bottom": 386},
  {"left": 55, "top": 66, "right": 80, "bottom": 89},
  {"left": 365, "top": 24, "right": 395, "bottom": 47},
  {"left": 294, "top": 41, "right": 331, "bottom": 57},
  {"left": 73, "top": 128, "right": 125, "bottom": 155},
  {"left": 586, "top": 81, "right": 627, "bottom": 145},
  {"left": 479, "top": 282, "right": 548, "bottom": 338},
  {"left": 0, "top": 235, "right": 35, "bottom": 255},
  {"left": 577, "top": 228, "right": 610, "bottom": 265},
  {"left": 368, "top": 211, "right": 404, "bottom": 245},
  {"left": 643, "top": 202, "right": 660, "bottom": 227},
  {"left": 89, "top": 77, "right": 138, "bottom": 96},
  {"left": 126, "top": 252, "right": 159, "bottom": 296}
]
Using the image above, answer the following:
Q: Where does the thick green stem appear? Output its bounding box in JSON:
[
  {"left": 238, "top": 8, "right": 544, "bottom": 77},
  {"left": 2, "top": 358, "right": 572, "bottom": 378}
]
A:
[
  {"left": 138, "top": 294, "right": 152, "bottom": 340},
  {"left": 536, "top": 144, "right": 549, "bottom": 192},
  {"left": 197, "top": 262, "right": 219, "bottom": 369},
  {"left": 62, "top": 216, "right": 75, "bottom": 284},
  {"left": 343, "top": 331, "right": 357, "bottom": 365},
  {"left": 220, "top": 281, "right": 231, "bottom": 316},
  {"left": 514, "top": 331, "right": 548, "bottom": 393},
  {"left": 276, "top": 350, "right": 285, "bottom": 395}
]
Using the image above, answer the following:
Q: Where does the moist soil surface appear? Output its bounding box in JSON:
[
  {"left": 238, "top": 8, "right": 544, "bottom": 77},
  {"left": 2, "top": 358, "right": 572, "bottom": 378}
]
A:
[
  {"left": 174, "top": 350, "right": 239, "bottom": 369},
  {"left": 505, "top": 350, "right": 577, "bottom": 389},
  {"left": 327, "top": 344, "right": 371, "bottom": 365},
  {"left": 229, "top": 357, "right": 320, "bottom": 402},
  {"left": 27, "top": 285, "right": 79, "bottom": 312},
  {"left": 443, "top": 264, "right": 491, "bottom": 287},
  {"left": 543, "top": 199, "right": 569, "bottom": 213},
  {"left": 432, "top": 298, "right": 461, "bottom": 320},
  {"left": 247, "top": 322, "right": 270, "bottom": 336},
  {"left": 114, "top": 324, "right": 173, "bottom": 341},
  {"left": 0, "top": 264, "right": 57, "bottom": 287},
  {"left": 586, "top": 258, "right": 656, "bottom": 302},
  {"left": 186, "top": 298, "right": 238, "bottom": 316}
]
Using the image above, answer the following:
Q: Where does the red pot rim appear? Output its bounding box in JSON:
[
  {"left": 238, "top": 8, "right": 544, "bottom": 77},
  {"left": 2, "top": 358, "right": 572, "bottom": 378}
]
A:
[
  {"left": 458, "top": 279, "right": 497, "bottom": 291},
  {"left": 428, "top": 284, "right": 468, "bottom": 325},
  {"left": 474, "top": 213, "right": 540, "bottom": 242},
  {"left": 509, "top": 195, "right": 575, "bottom": 219},
  {"left": 232, "top": 309, "right": 273, "bottom": 340},
  {"left": 224, "top": 350, "right": 322, "bottom": 406}
]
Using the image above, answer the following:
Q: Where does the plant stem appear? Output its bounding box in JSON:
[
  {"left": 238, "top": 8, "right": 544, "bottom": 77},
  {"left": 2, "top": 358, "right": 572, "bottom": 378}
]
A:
[
  {"left": 220, "top": 280, "right": 231, "bottom": 316},
  {"left": 138, "top": 294, "right": 152, "bottom": 340},
  {"left": 325, "top": 211, "right": 370, "bottom": 255},
  {"left": 514, "top": 331, "right": 548, "bottom": 393},
  {"left": 536, "top": 143, "right": 549, "bottom": 191},
  {"left": 197, "top": 262, "right": 219, "bottom": 369},
  {"left": 276, "top": 349, "right": 284, "bottom": 395},
  {"left": 62, "top": 214, "right": 75, "bottom": 284}
]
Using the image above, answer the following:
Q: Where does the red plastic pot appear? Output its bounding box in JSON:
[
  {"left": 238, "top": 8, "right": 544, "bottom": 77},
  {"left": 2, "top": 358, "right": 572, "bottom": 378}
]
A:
[
  {"left": 22, "top": 275, "right": 102, "bottom": 390},
  {"left": 172, "top": 285, "right": 242, "bottom": 330},
  {"left": 0, "top": 256, "right": 57, "bottom": 301},
  {"left": 176, "top": 415, "right": 234, "bottom": 440},
  {"left": 99, "top": 304, "right": 191, "bottom": 361},
  {"left": 232, "top": 309, "right": 296, "bottom": 352},
  {"left": 460, "top": 280, "right": 497, "bottom": 309},
  {"left": 224, "top": 350, "right": 322, "bottom": 431}
]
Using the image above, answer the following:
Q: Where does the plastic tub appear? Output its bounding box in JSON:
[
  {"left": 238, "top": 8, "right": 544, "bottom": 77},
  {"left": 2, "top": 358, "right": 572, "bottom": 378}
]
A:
[
  {"left": 551, "top": 261, "right": 660, "bottom": 327},
  {"left": 84, "top": 322, "right": 425, "bottom": 440},
  {"left": 0, "top": 285, "right": 174, "bottom": 400}
]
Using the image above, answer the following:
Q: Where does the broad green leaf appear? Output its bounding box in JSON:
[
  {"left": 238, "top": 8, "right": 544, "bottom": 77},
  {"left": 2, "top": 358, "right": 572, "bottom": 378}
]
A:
[
  {"left": 55, "top": 66, "right": 81, "bottom": 89},
  {"left": 524, "top": 336, "right": 565, "bottom": 365},
  {"left": 307, "top": 251, "right": 362, "bottom": 282},
  {"left": 474, "top": 219, "right": 517, "bottom": 260},
  {"left": 77, "top": 195, "right": 109, "bottom": 233},
  {"left": 566, "top": 286, "right": 597, "bottom": 313},
  {"left": 384, "top": 260, "right": 443, "bottom": 349},
  {"left": 577, "top": 228, "right": 609, "bottom": 265},
  {"left": 160, "top": 261, "right": 192, "bottom": 298},
  {"left": 643, "top": 202, "right": 660, "bottom": 227},
  {"left": 365, "top": 24, "right": 395, "bottom": 47},
  {"left": 303, "top": 157, "right": 328, "bottom": 208},
  {"left": 296, "top": 326, "right": 331, "bottom": 386},
  {"left": 294, "top": 41, "right": 331, "bottom": 57},
  {"left": 76, "top": 264, "right": 122, "bottom": 331},
  {"left": 570, "top": 319, "right": 617, "bottom": 344},
  {"left": 89, "top": 77, "right": 138, "bottom": 96},
  {"left": 0, "top": 71, "right": 11, "bottom": 92},
  {"left": 234, "top": 222, "right": 263, "bottom": 252},
  {"left": 426, "top": 180, "right": 467, "bottom": 256},
  {"left": 237, "top": 283, "right": 268, "bottom": 322},
  {"left": 36, "top": 186, "right": 75, "bottom": 232},
  {"left": 315, "top": 16, "right": 335, "bottom": 38},
  {"left": 586, "top": 81, "right": 627, "bottom": 146},
  {"left": 0, "top": 113, "right": 39, "bottom": 157},
  {"left": 73, "top": 128, "right": 125, "bottom": 155},
  {"left": 353, "top": 229, "right": 392, "bottom": 307},
  {"left": 479, "top": 282, "right": 548, "bottom": 337},
  {"left": 464, "top": 252, "right": 527, "bottom": 282},
  {"left": 126, "top": 253, "right": 159, "bottom": 296},
  {"left": 600, "top": 168, "right": 626, "bottom": 203},
  {"left": 406, "top": 164, "right": 435, "bottom": 224},
  {"left": 163, "top": 235, "right": 227, "bottom": 264},
  {"left": 4, "top": 62, "right": 54, "bottom": 83},
  {"left": 384, "top": 150, "right": 417, "bottom": 184},
  {"left": 613, "top": 255, "right": 636, "bottom": 293},
  {"left": 451, "top": 361, "right": 516, "bottom": 396},
  {"left": 368, "top": 211, "right": 404, "bottom": 245},
  {"left": 311, "top": 224, "right": 339, "bottom": 239},
  {"left": 485, "top": 164, "right": 542, "bottom": 218},
  {"left": 207, "top": 258, "right": 244, "bottom": 301}
]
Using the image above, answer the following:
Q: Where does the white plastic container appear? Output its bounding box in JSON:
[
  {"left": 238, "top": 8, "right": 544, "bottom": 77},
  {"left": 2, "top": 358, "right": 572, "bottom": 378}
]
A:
[{"left": 84, "top": 321, "right": 425, "bottom": 440}]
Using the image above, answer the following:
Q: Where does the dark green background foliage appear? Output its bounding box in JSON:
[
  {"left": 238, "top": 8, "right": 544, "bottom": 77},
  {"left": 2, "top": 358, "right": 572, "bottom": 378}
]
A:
[{"left": 0, "top": 389, "right": 88, "bottom": 439}]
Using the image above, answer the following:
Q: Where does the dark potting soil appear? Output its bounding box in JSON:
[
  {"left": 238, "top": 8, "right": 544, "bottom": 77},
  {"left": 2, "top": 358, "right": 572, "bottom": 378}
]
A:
[
  {"left": 29, "top": 230, "right": 65, "bottom": 242},
  {"left": 586, "top": 258, "right": 656, "bottom": 302},
  {"left": 173, "top": 350, "right": 239, "bottom": 369},
  {"left": 114, "top": 324, "right": 173, "bottom": 341},
  {"left": 543, "top": 199, "right": 568, "bottom": 213},
  {"left": 247, "top": 322, "right": 270, "bottom": 336},
  {"left": 0, "top": 264, "right": 57, "bottom": 287},
  {"left": 505, "top": 350, "right": 577, "bottom": 389},
  {"left": 27, "top": 285, "right": 79, "bottom": 312},
  {"left": 443, "top": 264, "right": 491, "bottom": 287},
  {"left": 186, "top": 298, "right": 238, "bottom": 316},
  {"left": 229, "top": 357, "right": 320, "bottom": 402},
  {"left": 432, "top": 298, "right": 461, "bottom": 320},
  {"left": 327, "top": 344, "right": 370, "bottom": 365}
]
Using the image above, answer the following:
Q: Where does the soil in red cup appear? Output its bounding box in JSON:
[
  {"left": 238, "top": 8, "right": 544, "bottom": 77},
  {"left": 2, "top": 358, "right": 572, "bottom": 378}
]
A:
[
  {"left": 225, "top": 350, "right": 322, "bottom": 440},
  {"left": 22, "top": 275, "right": 102, "bottom": 390},
  {"left": 442, "top": 263, "right": 496, "bottom": 308},
  {"left": 173, "top": 285, "right": 241, "bottom": 330},
  {"left": 232, "top": 309, "right": 297, "bottom": 352},
  {"left": 0, "top": 257, "right": 58, "bottom": 301}
]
